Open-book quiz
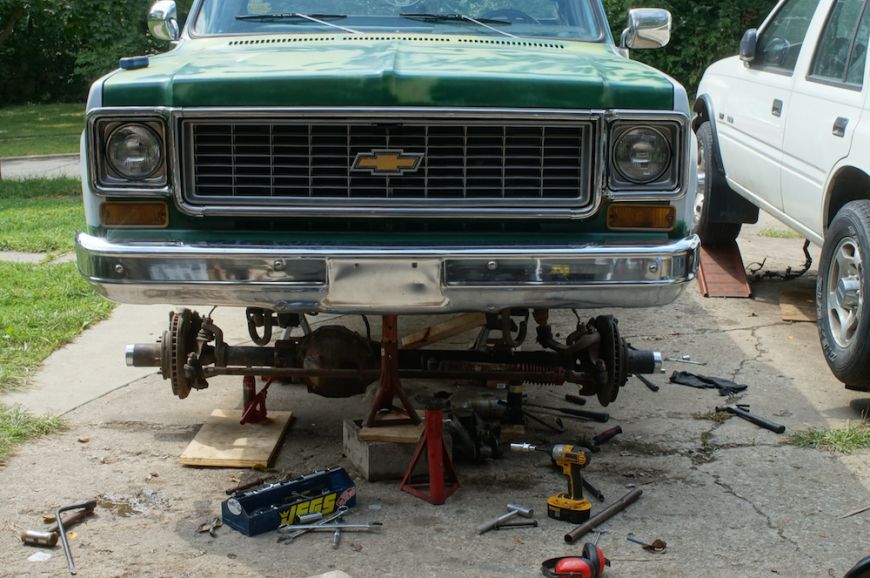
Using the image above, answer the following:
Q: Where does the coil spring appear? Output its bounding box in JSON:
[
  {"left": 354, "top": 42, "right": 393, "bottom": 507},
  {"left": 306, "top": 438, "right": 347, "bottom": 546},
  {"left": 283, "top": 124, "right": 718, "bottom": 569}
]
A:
[{"left": 513, "top": 363, "right": 566, "bottom": 385}]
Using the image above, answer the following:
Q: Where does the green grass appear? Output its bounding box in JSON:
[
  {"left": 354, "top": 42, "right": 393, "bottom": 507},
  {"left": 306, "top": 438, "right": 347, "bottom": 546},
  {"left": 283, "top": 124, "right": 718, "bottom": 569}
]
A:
[
  {"left": 0, "top": 261, "right": 115, "bottom": 391},
  {"left": 788, "top": 423, "right": 870, "bottom": 454},
  {"left": 0, "top": 404, "right": 63, "bottom": 463},
  {"left": 758, "top": 227, "right": 803, "bottom": 239},
  {"left": 0, "top": 103, "right": 84, "bottom": 158},
  {"left": 694, "top": 410, "right": 730, "bottom": 424},
  {"left": 0, "top": 178, "right": 83, "bottom": 253}
]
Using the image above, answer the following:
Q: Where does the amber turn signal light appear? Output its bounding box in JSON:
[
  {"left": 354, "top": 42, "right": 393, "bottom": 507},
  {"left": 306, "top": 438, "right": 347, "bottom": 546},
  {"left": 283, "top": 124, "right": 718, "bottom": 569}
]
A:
[
  {"left": 100, "top": 202, "right": 168, "bottom": 228},
  {"left": 607, "top": 204, "right": 675, "bottom": 230}
]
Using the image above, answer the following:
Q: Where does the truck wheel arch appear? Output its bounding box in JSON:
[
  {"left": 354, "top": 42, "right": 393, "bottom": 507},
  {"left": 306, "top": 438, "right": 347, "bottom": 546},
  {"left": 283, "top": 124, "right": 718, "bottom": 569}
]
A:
[
  {"left": 692, "top": 95, "right": 725, "bottom": 173},
  {"left": 825, "top": 166, "right": 870, "bottom": 232}
]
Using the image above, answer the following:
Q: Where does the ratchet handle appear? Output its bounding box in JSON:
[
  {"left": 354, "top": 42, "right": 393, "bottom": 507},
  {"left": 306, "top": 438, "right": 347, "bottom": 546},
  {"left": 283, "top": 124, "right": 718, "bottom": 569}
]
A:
[{"left": 720, "top": 406, "right": 786, "bottom": 434}]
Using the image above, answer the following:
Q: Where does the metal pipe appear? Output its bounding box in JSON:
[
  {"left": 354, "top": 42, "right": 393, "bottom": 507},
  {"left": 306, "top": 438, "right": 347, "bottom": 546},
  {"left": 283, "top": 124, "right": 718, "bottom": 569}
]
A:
[{"left": 564, "top": 488, "right": 642, "bottom": 544}]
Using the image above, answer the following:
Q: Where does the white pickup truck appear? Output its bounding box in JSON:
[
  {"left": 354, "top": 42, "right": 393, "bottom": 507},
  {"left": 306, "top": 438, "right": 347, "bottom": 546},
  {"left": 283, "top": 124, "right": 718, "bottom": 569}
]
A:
[{"left": 694, "top": 0, "right": 870, "bottom": 390}]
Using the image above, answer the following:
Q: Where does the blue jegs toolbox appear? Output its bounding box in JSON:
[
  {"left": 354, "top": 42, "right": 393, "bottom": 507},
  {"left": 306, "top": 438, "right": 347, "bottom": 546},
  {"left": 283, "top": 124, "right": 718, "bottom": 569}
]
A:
[{"left": 221, "top": 466, "right": 357, "bottom": 536}]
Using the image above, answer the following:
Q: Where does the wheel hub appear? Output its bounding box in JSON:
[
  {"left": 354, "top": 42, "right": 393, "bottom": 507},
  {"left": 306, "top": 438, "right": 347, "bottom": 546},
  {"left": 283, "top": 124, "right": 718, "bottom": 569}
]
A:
[{"left": 827, "top": 238, "right": 863, "bottom": 348}]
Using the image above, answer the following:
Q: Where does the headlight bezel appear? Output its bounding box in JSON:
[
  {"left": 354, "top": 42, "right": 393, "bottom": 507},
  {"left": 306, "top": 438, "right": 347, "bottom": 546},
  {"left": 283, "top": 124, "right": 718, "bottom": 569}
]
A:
[
  {"left": 607, "top": 116, "right": 684, "bottom": 196},
  {"left": 105, "top": 123, "right": 164, "bottom": 180},
  {"left": 88, "top": 109, "right": 172, "bottom": 196}
]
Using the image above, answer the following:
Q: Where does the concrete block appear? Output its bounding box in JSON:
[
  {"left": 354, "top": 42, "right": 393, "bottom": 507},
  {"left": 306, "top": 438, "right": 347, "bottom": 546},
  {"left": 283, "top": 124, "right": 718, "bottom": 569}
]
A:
[{"left": 342, "top": 419, "right": 452, "bottom": 482}]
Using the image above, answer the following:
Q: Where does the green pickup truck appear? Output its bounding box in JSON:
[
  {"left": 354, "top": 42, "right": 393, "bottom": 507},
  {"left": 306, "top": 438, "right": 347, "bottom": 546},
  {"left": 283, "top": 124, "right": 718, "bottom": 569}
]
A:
[{"left": 77, "top": 0, "right": 699, "bottom": 408}]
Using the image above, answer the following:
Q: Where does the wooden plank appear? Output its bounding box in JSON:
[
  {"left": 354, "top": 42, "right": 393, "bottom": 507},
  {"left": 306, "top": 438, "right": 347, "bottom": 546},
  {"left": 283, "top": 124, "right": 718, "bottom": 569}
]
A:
[
  {"left": 697, "top": 242, "right": 752, "bottom": 298},
  {"left": 179, "top": 409, "right": 293, "bottom": 469},
  {"left": 359, "top": 422, "right": 423, "bottom": 444},
  {"left": 400, "top": 312, "right": 487, "bottom": 349},
  {"left": 780, "top": 288, "right": 817, "bottom": 322}
]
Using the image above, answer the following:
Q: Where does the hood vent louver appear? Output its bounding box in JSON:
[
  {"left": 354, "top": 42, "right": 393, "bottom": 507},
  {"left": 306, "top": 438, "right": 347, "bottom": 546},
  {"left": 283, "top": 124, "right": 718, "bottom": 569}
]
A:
[{"left": 228, "top": 35, "right": 566, "bottom": 49}]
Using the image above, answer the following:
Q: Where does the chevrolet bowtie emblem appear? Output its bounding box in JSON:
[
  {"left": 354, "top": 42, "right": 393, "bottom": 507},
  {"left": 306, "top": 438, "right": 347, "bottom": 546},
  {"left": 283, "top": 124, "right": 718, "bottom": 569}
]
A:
[{"left": 351, "top": 149, "right": 423, "bottom": 176}]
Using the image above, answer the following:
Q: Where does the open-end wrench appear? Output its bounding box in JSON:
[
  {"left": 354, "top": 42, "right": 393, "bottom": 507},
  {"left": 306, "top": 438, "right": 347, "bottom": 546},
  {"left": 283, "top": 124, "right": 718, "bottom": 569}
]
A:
[
  {"left": 277, "top": 506, "right": 348, "bottom": 543},
  {"left": 277, "top": 522, "right": 382, "bottom": 531}
]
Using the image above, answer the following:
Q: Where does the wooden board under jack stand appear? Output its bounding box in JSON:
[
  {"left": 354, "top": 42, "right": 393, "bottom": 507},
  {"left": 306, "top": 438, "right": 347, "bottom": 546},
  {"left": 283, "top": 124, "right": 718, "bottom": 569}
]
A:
[
  {"left": 179, "top": 409, "right": 293, "bottom": 468},
  {"left": 359, "top": 419, "right": 423, "bottom": 444}
]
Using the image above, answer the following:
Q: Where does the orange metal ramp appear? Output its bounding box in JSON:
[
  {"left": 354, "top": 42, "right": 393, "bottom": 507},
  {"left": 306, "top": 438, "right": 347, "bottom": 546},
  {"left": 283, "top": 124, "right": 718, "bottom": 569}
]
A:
[{"left": 697, "top": 241, "right": 752, "bottom": 298}]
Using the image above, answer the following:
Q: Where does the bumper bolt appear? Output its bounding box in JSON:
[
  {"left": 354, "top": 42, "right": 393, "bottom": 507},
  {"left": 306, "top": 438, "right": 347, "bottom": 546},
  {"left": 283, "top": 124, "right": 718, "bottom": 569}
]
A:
[{"left": 114, "top": 263, "right": 125, "bottom": 275}]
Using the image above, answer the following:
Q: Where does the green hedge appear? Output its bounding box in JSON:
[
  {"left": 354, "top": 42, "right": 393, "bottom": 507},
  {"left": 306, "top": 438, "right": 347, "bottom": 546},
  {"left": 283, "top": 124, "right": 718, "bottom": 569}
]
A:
[
  {"left": 0, "top": 0, "right": 774, "bottom": 105},
  {"left": 603, "top": 1, "right": 777, "bottom": 93}
]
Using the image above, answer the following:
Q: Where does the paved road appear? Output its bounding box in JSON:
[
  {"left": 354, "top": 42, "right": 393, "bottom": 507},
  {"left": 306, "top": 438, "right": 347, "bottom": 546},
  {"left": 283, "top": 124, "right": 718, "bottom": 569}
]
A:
[
  {"left": 0, "top": 217, "right": 867, "bottom": 577},
  {"left": 0, "top": 153, "right": 81, "bottom": 180}
]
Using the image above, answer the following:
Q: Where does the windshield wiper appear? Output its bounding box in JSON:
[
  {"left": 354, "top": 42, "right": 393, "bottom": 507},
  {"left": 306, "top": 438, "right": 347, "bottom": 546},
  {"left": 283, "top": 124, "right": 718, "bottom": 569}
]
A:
[
  {"left": 400, "top": 13, "right": 517, "bottom": 38},
  {"left": 235, "top": 13, "right": 361, "bottom": 34}
]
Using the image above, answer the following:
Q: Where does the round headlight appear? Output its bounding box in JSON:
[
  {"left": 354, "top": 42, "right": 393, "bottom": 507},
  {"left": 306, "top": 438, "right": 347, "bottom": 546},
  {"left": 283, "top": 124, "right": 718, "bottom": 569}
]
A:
[
  {"left": 613, "top": 127, "right": 671, "bottom": 184},
  {"left": 106, "top": 124, "right": 162, "bottom": 180}
]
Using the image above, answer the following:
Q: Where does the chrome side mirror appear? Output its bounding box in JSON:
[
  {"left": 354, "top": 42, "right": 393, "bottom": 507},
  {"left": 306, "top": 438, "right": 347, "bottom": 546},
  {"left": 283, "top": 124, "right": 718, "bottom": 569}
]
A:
[
  {"left": 739, "top": 28, "right": 758, "bottom": 63},
  {"left": 620, "top": 8, "right": 671, "bottom": 50},
  {"left": 148, "top": 0, "right": 180, "bottom": 42}
]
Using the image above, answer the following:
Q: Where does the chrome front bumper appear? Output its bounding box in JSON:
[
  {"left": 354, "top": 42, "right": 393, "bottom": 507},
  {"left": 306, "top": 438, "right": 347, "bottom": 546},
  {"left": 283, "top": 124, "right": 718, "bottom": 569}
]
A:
[{"left": 75, "top": 233, "right": 699, "bottom": 313}]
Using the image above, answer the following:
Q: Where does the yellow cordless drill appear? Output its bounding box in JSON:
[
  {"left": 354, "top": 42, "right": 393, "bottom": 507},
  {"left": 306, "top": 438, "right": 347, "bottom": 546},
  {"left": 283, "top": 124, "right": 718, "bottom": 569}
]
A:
[{"left": 511, "top": 443, "right": 592, "bottom": 523}]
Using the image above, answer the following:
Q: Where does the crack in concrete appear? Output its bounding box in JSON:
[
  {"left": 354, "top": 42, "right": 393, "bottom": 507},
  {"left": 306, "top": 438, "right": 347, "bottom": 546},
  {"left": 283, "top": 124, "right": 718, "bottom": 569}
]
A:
[
  {"left": 624, "top": 321, "right": 792, "bottom": 341},
  {"left": 708, "top": 473, "right": 808, "bottom": 557}
]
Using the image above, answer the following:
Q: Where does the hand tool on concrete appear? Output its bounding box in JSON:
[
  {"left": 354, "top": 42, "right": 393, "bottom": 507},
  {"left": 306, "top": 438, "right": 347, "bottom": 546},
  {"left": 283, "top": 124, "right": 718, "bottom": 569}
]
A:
[
  {"left": 715, "top": 404, "right": 786, "bottom": 433},
  {"left": 477, "top": 503, "right": 534, "bottom": 534},
  {"left": 626, "top": 534, "right": 667, "bottom": 552},
  {"left": 522, "top": 409, "right": 565, "bottom": 433},
  {"left": 564, "top": 488, "right": 642, "bottom": 544},
  {"left": 520, "top": 402, "right": 610, "bottom": 423},
  {"left": 277, "top": 506, "right": 348, "bottom": 543},
  {"left": 332, "top": 527, "right": 341, "bottom": 549},
  {"left": 275, "top": 522, "right": 382, "bottom": 531},
  {"left": 296, "top": 512, "right": 323, "bottom": 524},
  {"left": 564, "top": 394, "right": 587, "bottom": 406},
  {"left": 20, "top": 530, "right": 59, "bottom": 547},
  {"left": 664, "top": 355, "right": 706, "bottom": 366},
  {"left": 634, "top": 374, "right": 660, "bottom": 392},
  {"left": 495, "top": 520, "right": 539, "bottom": 530},
  {"left": 591, "top": 426, "right": 622, "bottom": 447},
  {"left": 583, "top": 478, "right": 605, "bottom": 503},
  {"left": 22, "top": 505, "right": 96, "bottom": 548},
  {"left": 511, "top": 443, "right": 592, "bottom": 523},
  {"left": 56, "top": 499, "right": 97, "bottom": 575}
]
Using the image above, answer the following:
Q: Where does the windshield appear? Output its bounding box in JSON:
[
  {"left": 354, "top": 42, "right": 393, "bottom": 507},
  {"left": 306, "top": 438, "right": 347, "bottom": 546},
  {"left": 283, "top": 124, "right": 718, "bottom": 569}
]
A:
[{"left": 191, "top": 0, "right": 605, "bottom": 41}]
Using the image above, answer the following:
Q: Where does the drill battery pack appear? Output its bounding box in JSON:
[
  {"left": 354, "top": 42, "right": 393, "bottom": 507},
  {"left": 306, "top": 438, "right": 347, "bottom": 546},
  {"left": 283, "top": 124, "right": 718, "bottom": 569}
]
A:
[
  {"left": 547, "top": 493, "right": 592, "bottom": 524},
  {"left": 222, "top": 466, "right": 356, "bottom": 536}
]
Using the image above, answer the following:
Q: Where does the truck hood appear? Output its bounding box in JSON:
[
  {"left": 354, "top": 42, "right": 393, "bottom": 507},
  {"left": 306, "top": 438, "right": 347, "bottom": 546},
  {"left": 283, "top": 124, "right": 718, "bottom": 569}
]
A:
[{"left": 102, "top": 34, "right": 674, "bottom": 110}]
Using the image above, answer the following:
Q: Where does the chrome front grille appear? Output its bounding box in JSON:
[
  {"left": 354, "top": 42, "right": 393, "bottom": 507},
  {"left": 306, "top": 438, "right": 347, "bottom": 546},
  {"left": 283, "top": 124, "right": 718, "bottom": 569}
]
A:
[{"left": 181, "top": 118, "right": 595, "bottom": 209}]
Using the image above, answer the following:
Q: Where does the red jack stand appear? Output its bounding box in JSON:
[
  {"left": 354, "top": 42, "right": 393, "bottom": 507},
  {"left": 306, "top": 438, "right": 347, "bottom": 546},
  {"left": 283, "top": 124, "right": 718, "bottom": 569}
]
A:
[
  {"left": 364, "top": 315, "right": 421, "bottom": 427},
  {"left": 400, "top": 407, "right": 459, "bottom": 505},
  {"left": 240, "top": 375, "right": 273, "bottom": 425}
]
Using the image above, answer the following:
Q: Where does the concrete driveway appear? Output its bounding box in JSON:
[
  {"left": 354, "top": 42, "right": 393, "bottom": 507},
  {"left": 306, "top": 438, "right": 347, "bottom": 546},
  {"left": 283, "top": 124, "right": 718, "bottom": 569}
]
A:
[{"left": 0, "top": 218, "right": 868, "bottom": 577}]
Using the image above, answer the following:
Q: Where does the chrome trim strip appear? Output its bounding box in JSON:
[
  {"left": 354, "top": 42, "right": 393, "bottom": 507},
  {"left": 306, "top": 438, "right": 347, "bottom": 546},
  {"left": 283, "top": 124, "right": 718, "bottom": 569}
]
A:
[{"left": 75, "top": 232, "right": 699, "bottom": 313}]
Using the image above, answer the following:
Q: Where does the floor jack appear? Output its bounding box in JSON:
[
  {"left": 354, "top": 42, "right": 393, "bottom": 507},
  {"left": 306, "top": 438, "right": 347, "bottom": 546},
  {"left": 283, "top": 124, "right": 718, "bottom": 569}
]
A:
[{"left": 512, "top": 443, "right": 592, "bottom": 523}]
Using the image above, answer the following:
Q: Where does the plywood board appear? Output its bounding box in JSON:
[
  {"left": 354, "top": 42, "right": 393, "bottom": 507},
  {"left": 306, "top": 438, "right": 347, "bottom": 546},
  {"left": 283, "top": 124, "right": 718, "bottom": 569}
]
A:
[
  {"left": 179, "top": 409, "right": 293, "bottom": 468},
  {"left": 359, "top": 422, "right": 423, "bottom": 444},
  {"left": 780, "top": 288, "right": 817, "bottom": 322},
  {"left": 401, "top": 312, "right": 486, "bottom": 349}
]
